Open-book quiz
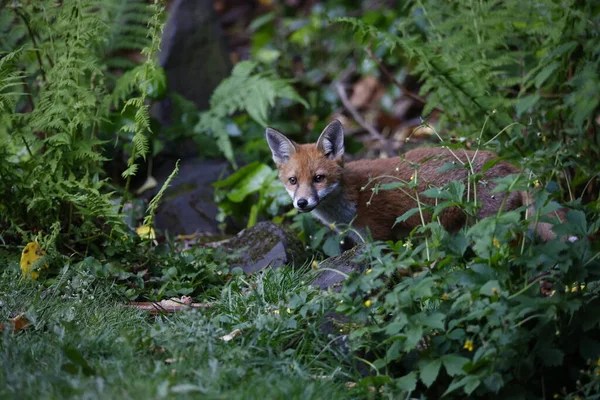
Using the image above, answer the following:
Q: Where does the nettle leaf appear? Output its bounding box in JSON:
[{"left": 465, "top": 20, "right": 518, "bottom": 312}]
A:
[
  {"left": 421, "top": 312, "right": 446, "bottom": 330},
  {"left": 566, "top": 209, "right": 587, "bottom": 235},
  {"left": 404, "top": 324, "right": 424, "bottom": 351},
  {"left": 419, "top": 359, "right": 442, "bottom": 387},
  {"left": 396, "top": 371, "right": 418, "bottom": 392},
  {"left": 386, "top": 340, "right": 402, "bottom": 362},
  {"left": 323, "top": 235, "right": 341, "bottom": 257},
  {"left": 442, "top": 354, "right": 469, "bottom": 377}
]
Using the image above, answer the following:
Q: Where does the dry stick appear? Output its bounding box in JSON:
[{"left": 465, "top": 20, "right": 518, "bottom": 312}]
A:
[{"left": 333, "top": 81, "right": 394, "bottom": 155}]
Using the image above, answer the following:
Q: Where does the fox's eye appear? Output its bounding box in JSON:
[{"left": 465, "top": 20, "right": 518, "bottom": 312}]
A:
[
  {"left": 288, "top": 177, "right": 297, "bottom": 185},
  {"left": 314, "top": 175, "right": 324, "bottom": 183}
]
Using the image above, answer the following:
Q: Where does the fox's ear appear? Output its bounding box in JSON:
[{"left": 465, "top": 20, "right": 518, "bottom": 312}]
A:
[
  {"left": 266, "top": 127, "right": 296, "bottom": 165},
  {"left": 316, "top": 119, "right": 344, "bottom": 160}
]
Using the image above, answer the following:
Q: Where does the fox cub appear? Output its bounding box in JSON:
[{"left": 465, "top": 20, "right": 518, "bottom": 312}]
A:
[{"left": 266, "top": 119, "right": 556, "bottom": 242}]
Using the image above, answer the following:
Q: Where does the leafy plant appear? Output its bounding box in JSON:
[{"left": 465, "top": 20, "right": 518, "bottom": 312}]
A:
[
  {"left": 337, "top": 173, "right": 600, "bottom": 398},
  {"left": 336, "top": 0, "right": 600, "bottom": 199},
  {"left": 194, "top": 61, "right": 308, "bottom": 168},
  {"left": 0, "top": 0, "right": 165, "bottom": 249},
  {"left": 212, "top": 161, "right": 292, "bottom": 229}
]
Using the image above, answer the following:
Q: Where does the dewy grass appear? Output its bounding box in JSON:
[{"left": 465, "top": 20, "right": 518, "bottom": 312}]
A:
[{"left": 0, "top": 266, "right": 359, "bottom": 400}]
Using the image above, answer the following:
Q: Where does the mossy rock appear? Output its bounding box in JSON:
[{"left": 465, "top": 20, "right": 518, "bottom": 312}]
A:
[{"left": 221, "top": 222, "right": 310, "bottom": 274}]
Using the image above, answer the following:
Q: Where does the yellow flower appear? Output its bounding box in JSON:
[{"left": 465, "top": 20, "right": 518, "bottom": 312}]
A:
[
  {"left": 570, "top": 283, "right": 585, "bottom": 292},
  {"left": 328, "top": 223, "right": 336, "bottom": 230},
  {"left": 463, "top": 340, "right": 474, "bottom": 352},
  {"left": 365, "top": 269, "right": 372, "bottom": 275},
  {"left": 441, "top": 293, "right": 450, "bottom": 301},
  {"left": 364, "top": 299, "right": 372, "bottom": 308},
  {"left": 492, "top": 238, "right": 500, "bottom": 248},
  {"left": 311, "top": 260, "right": 319, "bottom": 270},
  {"left": 403, "top": 239, "right": 413, "bottom": 250},
  {"left": 491, "top": 288, "right": 499, "bottom": 295}
]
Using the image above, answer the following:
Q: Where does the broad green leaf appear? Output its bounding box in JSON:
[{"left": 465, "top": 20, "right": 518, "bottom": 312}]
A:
[
  {"left": 419, "top": 359, "right": 442, "bottom": 387},
  {"left": 227, "top": 164, "right": 273, "bottom": 202},
  {"left": 396, "top": 371, "right": 417, "bottom": 392},
  {"left": 421, "top": 312, "right": 446, "bottom": 330},
  {"left": 566, "top": 209, "right": 587, "bottom": 236},
  {"left": 404, "top": 325, "right": 423, "bottom": 351},
  {"left": 323, "top": 235, "right": 341, "bottom": 257},
  {"left": 464, "top": 376, "right": 481, "bottom": 395},
  {"left": 213, "top": 161, "right": 261, "bottom": 188},
  {"left": 442, "top": 354, "right": 469, "bottom": 376}
]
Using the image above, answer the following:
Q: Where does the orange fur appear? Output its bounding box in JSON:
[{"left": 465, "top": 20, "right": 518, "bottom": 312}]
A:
[{"left": 266, "top": 120, "right": 558, "bottom": 242}]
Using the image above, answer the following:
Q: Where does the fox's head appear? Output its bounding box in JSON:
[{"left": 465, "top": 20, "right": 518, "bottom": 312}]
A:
[{"left": 266, "top": 120, "right": 345, "bottom": 212}]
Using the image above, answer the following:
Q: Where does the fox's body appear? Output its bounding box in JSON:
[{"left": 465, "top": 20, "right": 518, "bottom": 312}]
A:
[{"left": 266, "top": 120, "right": 554, "bottom": 242}]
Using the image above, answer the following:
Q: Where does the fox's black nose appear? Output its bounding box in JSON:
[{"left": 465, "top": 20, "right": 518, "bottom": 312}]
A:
[{"left": 297, "top": 198, "right": 308, "bottom": 209}]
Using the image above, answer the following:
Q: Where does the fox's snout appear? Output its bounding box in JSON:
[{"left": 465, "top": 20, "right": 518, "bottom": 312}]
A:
[{"left": 289, "top": 186, "right": 319, "bottom": 212}]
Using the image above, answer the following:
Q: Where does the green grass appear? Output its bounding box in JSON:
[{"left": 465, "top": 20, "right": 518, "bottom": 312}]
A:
[{"left": 0, "top": 265, "right": 364, "bottom": 400}]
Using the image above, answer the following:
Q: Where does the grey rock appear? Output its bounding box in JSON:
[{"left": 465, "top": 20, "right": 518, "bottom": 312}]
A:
[
  {"left": 218, "top": 222, "right": 310, "bottom": 274},
  {"left": 312, "top": 245, "right": 366, "bottom": 291},
  {"left": 143, "top": 158, "right": 230, "bottom": 235}
]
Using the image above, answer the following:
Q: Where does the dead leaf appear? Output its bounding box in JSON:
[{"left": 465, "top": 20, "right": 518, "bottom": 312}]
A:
[
  {"left": 349, "top": 76, "right": 383, "bottom": 109},
  {"left": 0, "top": 313, "right": 30, "bottom": 333},
  {"left": 20, "top": 242, "right": 47, "bottom": 279},
  {"left": 135, "top": 225, "right": 156, "bottom": 240}
]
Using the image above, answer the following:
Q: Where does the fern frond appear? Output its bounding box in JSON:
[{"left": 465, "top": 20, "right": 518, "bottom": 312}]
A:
[{"left": 195, "top": 61, "right": 307, "bottom": 168}]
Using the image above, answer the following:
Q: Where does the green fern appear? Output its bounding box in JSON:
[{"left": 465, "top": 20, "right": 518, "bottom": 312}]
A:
[
  {"left": 0, "top": 0, "right": 165, "bottom": 248},
  {"left": 335, "top": 0, "right": 599, "bottom": 183},
  {"left": 99, "top": 0, "right": 155, "bottom": 70},
  {"left": 195, "top": 61, "right": 308, "bottom": 168},
  {"left": 0, "top": 49, "right": 24, "bottom": 113},
  {"left": 117, "top": 0, "right": 166, "bottom": 211}
]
